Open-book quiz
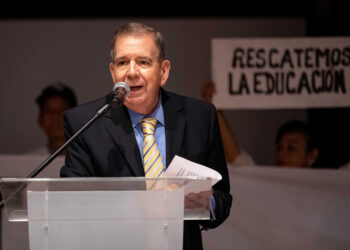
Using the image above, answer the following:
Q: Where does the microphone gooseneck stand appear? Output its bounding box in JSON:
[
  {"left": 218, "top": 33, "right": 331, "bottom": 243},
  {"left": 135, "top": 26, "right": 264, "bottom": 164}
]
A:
[{"left": 27, "top": 103, "right": 111, "bottom": 178}]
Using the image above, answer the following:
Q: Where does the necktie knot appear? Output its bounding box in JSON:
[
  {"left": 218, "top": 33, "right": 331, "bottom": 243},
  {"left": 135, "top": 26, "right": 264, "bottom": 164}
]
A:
[{"left": 141, "top": 117, "right": 157, "bottom": 136}]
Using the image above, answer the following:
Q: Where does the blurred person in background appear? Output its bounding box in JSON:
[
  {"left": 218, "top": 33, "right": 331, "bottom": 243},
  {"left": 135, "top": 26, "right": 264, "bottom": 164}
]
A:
[
  {"left": 275, "top": 120, "right": 319, "bottom": 168},
  {"left": 31, "top": 83, "right": 77, "bottom": 155}
]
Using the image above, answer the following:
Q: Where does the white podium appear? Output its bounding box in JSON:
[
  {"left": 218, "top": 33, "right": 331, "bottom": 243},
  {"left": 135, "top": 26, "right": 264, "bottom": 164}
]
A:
[{"left": 0, "top": 177, "right": 211, "bottom": 250}]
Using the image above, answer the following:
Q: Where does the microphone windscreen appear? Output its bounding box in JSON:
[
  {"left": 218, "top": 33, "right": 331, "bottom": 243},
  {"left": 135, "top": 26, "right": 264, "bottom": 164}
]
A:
[
  {"left": 111, "top": 82, "right": 130, "bottom": 108},
  {"left": 113, "top": 82, "right": 130, "bottom": 93}
]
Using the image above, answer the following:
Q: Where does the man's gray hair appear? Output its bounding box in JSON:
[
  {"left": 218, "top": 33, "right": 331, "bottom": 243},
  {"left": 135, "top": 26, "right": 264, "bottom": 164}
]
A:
[{"left": 110, "top": 22, "right": 166, "bottom": 63}]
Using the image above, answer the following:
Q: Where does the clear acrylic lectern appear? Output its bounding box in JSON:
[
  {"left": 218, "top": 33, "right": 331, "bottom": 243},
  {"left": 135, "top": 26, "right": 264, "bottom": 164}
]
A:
[{"left": 0, "top": 177, "right": 211, "bottom": 250}]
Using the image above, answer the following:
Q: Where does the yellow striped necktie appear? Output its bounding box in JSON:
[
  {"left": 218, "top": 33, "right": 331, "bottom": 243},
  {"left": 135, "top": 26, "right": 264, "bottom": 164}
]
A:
[{"left": 141, "top": 117, "right": 164, "bottom": 178}]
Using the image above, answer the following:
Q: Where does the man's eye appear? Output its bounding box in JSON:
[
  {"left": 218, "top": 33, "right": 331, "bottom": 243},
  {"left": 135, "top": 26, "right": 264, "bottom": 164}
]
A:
[
  {"left": 140, "top": 60, "right": 150, "bottom": 66},
  {"left": 116, "top": 61, "right": 127, "bottom": 66}
]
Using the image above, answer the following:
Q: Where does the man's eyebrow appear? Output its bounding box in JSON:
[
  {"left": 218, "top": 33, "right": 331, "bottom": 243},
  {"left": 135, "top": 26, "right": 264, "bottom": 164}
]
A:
[
  {"left": 137, "top": 56, "right": 153, "bottom": 61},
  {"left": 115, "top": 56, "right": 128, "bottom": 61},
  {"left": 114, "top": 56, "right": 153, "bottom": 61}
]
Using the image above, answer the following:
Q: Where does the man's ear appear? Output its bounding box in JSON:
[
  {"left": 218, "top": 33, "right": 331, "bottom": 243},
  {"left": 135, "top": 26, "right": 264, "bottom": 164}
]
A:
[
  {"left": 160, "top": 60, "right": 170, "bottom": 87},
  {"left": 307, "top": 148, "right": 319, "bottom": 167},
  {"left": 109, "top": 62, "right": 117, "bottom": 83}
]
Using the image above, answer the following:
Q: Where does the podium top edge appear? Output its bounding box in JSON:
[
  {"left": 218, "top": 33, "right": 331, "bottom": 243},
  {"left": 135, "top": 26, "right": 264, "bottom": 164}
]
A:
[{"left": 0, "top": 176, "right": 211, "bottom": 183}]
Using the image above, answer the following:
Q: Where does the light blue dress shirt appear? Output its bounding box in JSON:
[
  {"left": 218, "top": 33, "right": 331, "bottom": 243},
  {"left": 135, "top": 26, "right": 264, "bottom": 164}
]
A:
[{"left": 127, "top": 96, "right": 166, "bottom": 171}]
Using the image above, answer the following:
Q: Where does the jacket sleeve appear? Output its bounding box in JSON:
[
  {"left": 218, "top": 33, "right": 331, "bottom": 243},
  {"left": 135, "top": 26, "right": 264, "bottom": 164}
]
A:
[{"left": 200, "top": 104, "right": 233, "bottom": 229}]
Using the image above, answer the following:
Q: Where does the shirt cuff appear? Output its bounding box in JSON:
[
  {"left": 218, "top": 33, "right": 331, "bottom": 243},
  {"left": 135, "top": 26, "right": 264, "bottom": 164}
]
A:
[{"left": 210, "top": 194, "right": 216, "bottom": 221}]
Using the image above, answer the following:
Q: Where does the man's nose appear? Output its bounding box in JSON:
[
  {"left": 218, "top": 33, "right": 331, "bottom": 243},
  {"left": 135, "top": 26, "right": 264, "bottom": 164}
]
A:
[{"left": 126, "top": 61, "right": 139, "bottom": 78}]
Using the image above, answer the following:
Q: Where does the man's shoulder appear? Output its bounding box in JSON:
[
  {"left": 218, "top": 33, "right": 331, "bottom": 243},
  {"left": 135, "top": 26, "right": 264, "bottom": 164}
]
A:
[
  {"left": 63, "top": 95, "right": 110, "bottom": 128},
  {"left": 65, "top": 95, "right": 109, "bottom": 118},
  {"left": 163, "top": 89, "right": 215, "bottom": 112}
]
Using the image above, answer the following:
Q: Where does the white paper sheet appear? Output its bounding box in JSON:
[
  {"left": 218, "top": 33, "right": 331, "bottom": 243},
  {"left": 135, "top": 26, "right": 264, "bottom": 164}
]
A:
[{"left": 164, "top": 155, "right": 222, "bottom": 186}]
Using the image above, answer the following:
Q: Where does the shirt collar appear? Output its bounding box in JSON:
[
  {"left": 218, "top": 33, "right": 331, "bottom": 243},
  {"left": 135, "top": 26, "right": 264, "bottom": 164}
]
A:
[{"left": 127, "top": 92, "right": 164, "bottom": 128}]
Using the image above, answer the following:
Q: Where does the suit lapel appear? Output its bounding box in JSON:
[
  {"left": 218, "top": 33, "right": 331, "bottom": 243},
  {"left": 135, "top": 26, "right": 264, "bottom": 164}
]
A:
[
  {"left": 162, "top": 89, "right": 186, "bottom": 167},
  {"left": 101, "top": 89, "right": 186, "bottom": 173},
  {"left": 103, "top": 106, "right": 144, "bottom": 176}
]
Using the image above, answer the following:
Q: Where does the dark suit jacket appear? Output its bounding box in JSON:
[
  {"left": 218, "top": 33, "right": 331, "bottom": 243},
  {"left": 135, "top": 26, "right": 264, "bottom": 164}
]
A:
[{"left": 60, "top": 88, "right": 232, "bottom": 250}]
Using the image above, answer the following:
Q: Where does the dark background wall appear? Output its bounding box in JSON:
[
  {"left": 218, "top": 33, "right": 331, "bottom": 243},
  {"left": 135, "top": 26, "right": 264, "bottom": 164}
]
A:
[{"left": 2, "top": 0, "right": 348, "bottom": 36}]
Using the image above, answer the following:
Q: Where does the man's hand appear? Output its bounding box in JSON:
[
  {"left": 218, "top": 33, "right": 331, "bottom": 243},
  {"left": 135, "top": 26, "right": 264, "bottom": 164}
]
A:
[
  {"left": 185, "top": 189, "right": 213, "bottom": 209},
  {"left": 200, "top": 81, "right": 216, "bottom": 103}
]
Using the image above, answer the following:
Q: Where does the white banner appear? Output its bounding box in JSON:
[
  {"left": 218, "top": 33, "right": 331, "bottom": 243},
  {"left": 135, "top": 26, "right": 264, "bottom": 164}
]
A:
[
  {"left": 203, "top": 166, "right": 350, "bottom": 250},
  {"left": 212, "top": 37, "right": 350, "bottom": 109}
]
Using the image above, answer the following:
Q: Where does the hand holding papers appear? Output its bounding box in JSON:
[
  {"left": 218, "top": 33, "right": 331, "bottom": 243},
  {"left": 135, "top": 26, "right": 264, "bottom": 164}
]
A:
[
  {"left": 185, "top": 190, "right": 213, "bottom": 209},
  {"left": 164, "top": 155, "right": 222, "bottom": 211}
]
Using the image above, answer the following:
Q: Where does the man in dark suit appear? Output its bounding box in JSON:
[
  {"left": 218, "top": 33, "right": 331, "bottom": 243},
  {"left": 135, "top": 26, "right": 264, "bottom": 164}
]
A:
[{"left": 61, "top": 22, "right": 232, "bottom": 250}]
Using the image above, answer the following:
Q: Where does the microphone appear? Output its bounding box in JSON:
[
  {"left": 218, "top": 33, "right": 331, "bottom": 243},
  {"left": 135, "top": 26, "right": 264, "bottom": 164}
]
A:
[{"left": 111, "top": 82, "right": 130, "bottom": 108}]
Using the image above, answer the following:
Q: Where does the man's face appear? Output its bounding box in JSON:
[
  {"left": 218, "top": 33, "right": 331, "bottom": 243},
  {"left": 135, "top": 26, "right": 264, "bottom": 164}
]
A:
[
  {"left": 38, "top": 96, "right": 69, "bottom": 141},
  {"left": 109, "top": 33, "right": 170, "bottom": 114},
  {"left": 275, "top": 132, "right": 310, "bottom": 168}
]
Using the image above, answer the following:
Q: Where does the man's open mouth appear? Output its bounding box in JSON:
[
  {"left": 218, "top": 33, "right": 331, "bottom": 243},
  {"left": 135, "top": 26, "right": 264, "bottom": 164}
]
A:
[{"left": 130, "top": 86, "right": 143, "bottom": 91}]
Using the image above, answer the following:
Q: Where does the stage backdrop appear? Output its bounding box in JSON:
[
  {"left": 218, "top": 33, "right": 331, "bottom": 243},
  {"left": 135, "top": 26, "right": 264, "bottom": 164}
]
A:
[{"left": 212, "top": 37, "right": 350, "bottom": 109}]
